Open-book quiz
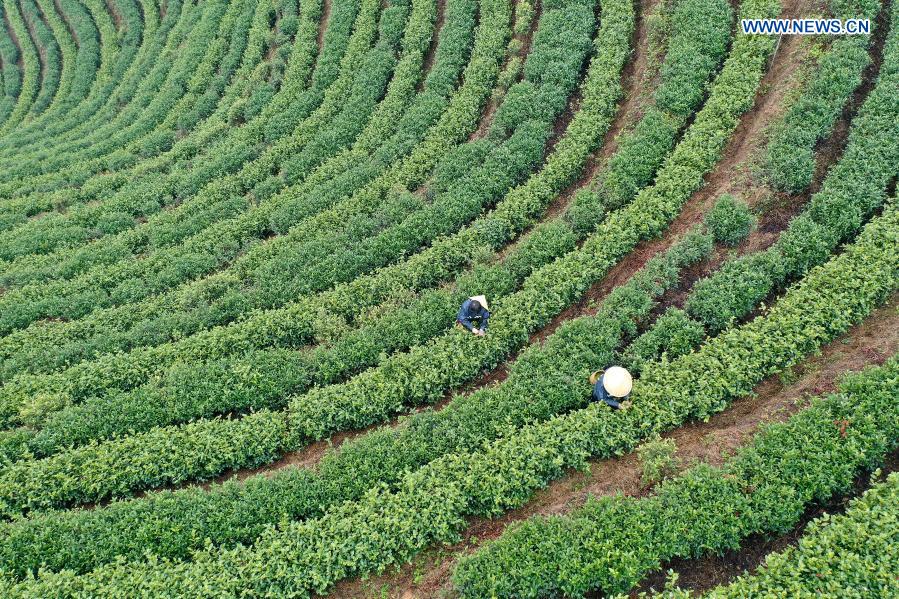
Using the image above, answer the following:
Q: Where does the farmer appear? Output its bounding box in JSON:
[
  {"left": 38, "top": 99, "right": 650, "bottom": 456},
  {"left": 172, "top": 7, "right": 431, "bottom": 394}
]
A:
[
  {"left": 457, "top": 295, "right": 490, "bottom": 336},
  {"left": 590, "top": 366, "right": 633, "bottom": 409}
]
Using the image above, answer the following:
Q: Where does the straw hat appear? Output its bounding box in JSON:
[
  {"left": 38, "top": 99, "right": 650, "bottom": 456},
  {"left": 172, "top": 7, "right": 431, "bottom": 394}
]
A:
[
  {"left": 602, "top": 366, "right": 633, "bottom": 397},
  {"left": 470, "top": 295, "right": 488, "bottom": 310}
]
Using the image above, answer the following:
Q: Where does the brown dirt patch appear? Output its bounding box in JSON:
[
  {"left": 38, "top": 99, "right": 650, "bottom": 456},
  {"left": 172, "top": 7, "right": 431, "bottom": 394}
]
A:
[
  {"left": 53, "top": 0, "right": 80, "bottom": 45},
  {"left": 416, "top": 0, "right": 446, "bottom": 92},
  {"left": 107, "top": 0, "right": 124, "bottom": 30},
  {"left": 317, "top": 0, "right": 332, "bottom": 51}
]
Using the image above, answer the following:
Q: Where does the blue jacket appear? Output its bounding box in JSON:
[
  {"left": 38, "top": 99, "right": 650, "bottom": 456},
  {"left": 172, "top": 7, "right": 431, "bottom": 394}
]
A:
[
  {"left": 593, "top": 374, "right": 628, "bottom": 409},
  {"left": 457, "top": 298, "right": 490, "bottom": 331}
]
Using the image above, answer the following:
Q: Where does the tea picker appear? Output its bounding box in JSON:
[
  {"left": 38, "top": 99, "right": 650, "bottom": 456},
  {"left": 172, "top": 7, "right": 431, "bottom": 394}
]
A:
[
  {"left": 590, "top": 366, "right": 632, "bottom": 409},
  {"left": 456, "top": 295, "right": 490, "bottom": 336}
]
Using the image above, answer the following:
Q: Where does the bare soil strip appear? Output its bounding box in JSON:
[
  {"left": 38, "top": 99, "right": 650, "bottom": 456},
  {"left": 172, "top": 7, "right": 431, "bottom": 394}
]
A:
[
  {"left": 416, "top": 0, "right": 447, "bottom": 92},
  {"left": 317, "top": 0, "right": 332, "bottom": 51}
]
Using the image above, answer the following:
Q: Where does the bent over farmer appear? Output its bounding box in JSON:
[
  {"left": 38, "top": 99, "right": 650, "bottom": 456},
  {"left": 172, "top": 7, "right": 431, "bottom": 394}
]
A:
[
  {"left": 590, "top": 366, "right": 633, "bottom": 409},
  {"left": 457, "top": 295, "right": 490, "bottom": 336}
]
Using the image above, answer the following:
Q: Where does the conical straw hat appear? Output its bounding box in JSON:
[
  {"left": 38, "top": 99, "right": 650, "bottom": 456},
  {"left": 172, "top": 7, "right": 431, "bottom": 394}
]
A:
[
  {"left": 470, "top": 295, "right": 488, "bottom": 310},
  {"left": 602, "top": 366, "right": 632, "bottom": 397}
]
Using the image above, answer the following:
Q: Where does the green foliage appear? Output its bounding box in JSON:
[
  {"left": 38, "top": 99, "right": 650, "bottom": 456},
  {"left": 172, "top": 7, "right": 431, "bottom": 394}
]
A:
[
  {"left": 704, "top": 193, "right": 755, "bottom": 246},
  {"left": 690, "top": 473, "right": 899, "bottom": 597},
  {"left": 583, "top": 0, "right": 732, "bottom": 225},
  {"left": 654, "top": 0, "right": 734, "bottom": 118},
  {"left": 0, "top": 228, "right": 709, "bottom": 578},
  {"left": 686, "top": 3, "right": 899, "bottom": 333},
  {"left": 454, "top": 336, "right": 899, "bottom": 597},
  {"left": 765, "top": 0, "right": 880, "bottom": 193},
  {"left": 621, "top": 307, "right": 706, "bottom": 374},
  {"left": 637, "top": 436, "right": 680, "bottom": 485}
]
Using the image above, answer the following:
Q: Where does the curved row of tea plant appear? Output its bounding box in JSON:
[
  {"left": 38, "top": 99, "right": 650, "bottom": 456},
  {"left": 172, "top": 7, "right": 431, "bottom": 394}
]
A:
[
  {"left": 283, "top": 0, "right": 771, "bottom": 442},
  {"left": 0, "top": 0, "right": 251, "bottom": 207},
  {"left": 0, "top": 0, "right": 203, "bottom": 178},
  {"left": 0, "top": 0, "right": 304, "bottom": 207},
  {"left": 0, "top": 0, "right": 635, "bottom": 505},
  {"left": 0, "top": 223, "right": 714, "bottom": 577},
  {"left": 0, "top": 0, "right": 362, "bottom": 229},
  {"left": 0, "top": 0, "right": 428, "bottom": 302},
  {"left": 453, "top": 352, "right": 899, "bottom": 597},
  {"left": 0, "top": 0, "right": 195, "bottom": 193},
  {"left": 0, "top": 0, "right": 735, "bottom": 456},
  {"left": 0, "top": 0, "right": 149, "bottom": 154},
  {"left": 0, "top": 2, "right": 22, "bottom": 124},
  {"left": 765, "top": 0, "right": 880, "bottom": 193},
  {"left": 6, "top": 151, "right": 894, "bottom": 597},
  {"left": 626, "top": 0, "right": 899, "bottom": 368},
  {"left": 0, "top": 0, "right": 40, "bottom": 134},
  {"left": 0, "top": 0, "right": 512, "bottom": 384},
  {"left": 18, "top": 0, "right": 63, "bottom": 118},
  {"left": 0, "top": 0, "right": 618, "bottom": 440},
  {"left": 31, "top": 0, "right": 101, "bottom": 120}
]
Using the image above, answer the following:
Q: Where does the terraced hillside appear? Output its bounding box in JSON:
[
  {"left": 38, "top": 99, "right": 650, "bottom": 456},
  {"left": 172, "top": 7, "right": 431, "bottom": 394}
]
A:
[{"left": 0, "top": 0, "right": 896, "bottom": 596}]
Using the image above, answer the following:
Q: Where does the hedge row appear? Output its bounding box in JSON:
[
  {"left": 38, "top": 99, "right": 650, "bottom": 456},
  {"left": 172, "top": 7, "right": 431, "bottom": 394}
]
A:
[
  {"left": 0, "top": 0, "right": 145, "bottom": 151},
  {"left": 0, "top": 0, "right": 41, "bottom": 134},
  {"left": 0, "top": 0, "right": 721, "bottom": 427},
  {"left": 0, "top": 0, "right": 632, "bottom": 510},
  {"left": 31, "top": 0, "right": 72, "bottom": 117},
  {"left": 626, "top": 0, "right": 899, "bottom": 370},
  {"left": 0, "top": 1, "right": 22, "bottom": 125},
  {"left": 454, "top": 352, "right": 899, "bottom": 597},
  {"left": 15, "top": 122, "right": 899, "bottom": 599},
  {"left": 765, "top": 0, "right": 880, "bottom": 193},
  {"left": 1, "top": 0, "right": 593, "bottom": 440},
  {"left": 20, "top": 0, "right": 62, "bottom": 117},
  {"left": 0, "top": 0, "right": 418, "bottom": 303},
  {"left": 0, "top": 0, "right": 348, "bottom": 241},
  {"left": 0, "top": 0, "right": 301, "bottom": 218},
  {"left": 0, "top": 226, "right": 712, "bottom": 577},
  {"left": 674, "top": 473, "right": 899, "bottom": 598},
  {"left": 34, "top": 0, "right": 100, "bottom": 115}
]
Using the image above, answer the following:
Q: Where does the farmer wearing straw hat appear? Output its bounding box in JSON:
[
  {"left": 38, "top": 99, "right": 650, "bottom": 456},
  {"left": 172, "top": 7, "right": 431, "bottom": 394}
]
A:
[
  {"left": 456, "top": 295, "right": 490, "bottom": 337},
  {"left": 589, "top": 366, "right": 632, "bottom": 410}
]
